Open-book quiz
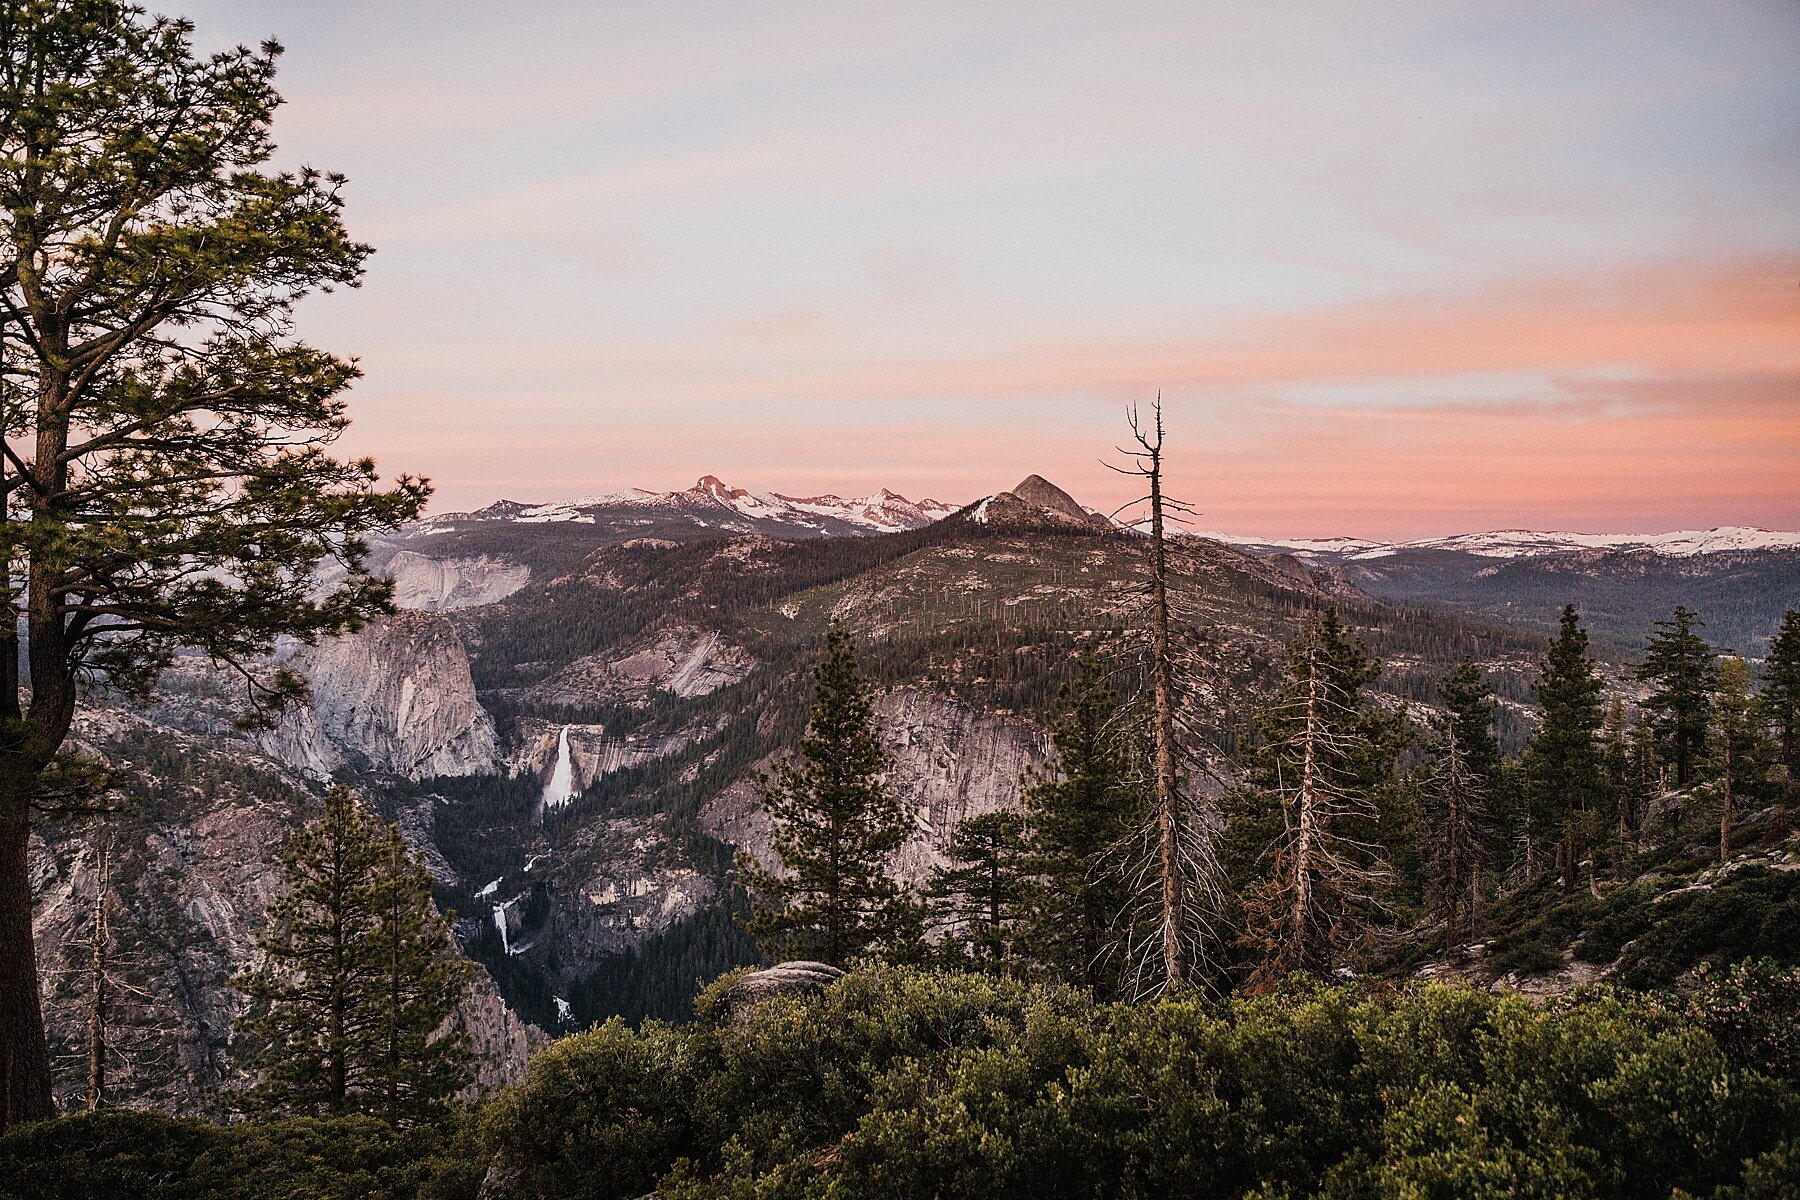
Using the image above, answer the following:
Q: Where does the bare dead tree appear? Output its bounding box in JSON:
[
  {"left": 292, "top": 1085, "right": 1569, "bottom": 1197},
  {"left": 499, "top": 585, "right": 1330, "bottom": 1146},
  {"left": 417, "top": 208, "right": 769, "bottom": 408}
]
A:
[
  {"left": 1105, "top": 397, "right": 1227, "bottom": 995},
  {"left": 47, "top": 837, "right": 183, "bottom": 1112}
]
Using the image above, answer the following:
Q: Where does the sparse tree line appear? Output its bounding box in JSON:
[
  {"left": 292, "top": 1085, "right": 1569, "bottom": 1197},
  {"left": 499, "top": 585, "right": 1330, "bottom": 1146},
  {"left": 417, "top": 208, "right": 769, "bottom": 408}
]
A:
[
  {"left": 54, "top": 786, "right": 478, "bottom": 1125},
  {"left": 737, "top": 605, "right": 1800, "bottom": 995}
]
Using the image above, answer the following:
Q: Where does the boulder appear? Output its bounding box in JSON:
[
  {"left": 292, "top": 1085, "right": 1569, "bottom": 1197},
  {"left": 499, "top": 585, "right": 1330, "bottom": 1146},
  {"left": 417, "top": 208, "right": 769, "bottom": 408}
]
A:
[{"left": 709, "top": 961, "right": 844, "bottom": 1027}]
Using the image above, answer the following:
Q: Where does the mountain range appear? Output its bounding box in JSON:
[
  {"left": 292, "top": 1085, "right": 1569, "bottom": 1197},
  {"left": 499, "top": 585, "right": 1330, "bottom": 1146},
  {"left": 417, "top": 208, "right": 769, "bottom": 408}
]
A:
[
  {"left": 385, "top": 473, "right": 1800, "bottom": 654},
  {"left": 27, "top": 470, "right": 1800, "bottom": 1113},
  {"left": 1203, "top": 527, "right": 1800, "bottom": 560}
]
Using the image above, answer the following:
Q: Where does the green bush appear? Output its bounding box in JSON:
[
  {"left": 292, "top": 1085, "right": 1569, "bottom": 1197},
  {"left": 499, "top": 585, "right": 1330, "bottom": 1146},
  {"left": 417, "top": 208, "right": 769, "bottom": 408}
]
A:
[
  {"left": 13, "top": 965, "right": 1799, "bottom": 1200},
  {"left": 1616, "top": 869, "right": 1800, "bottom": 987},
  {"left": 1678, "top": 958, "right": 1800, "bottom": 1083},
  {"left": 471, "top": 966, "right": 1797, "bottom": 1200},
  {"left": 1490, "top": 937, "right": 1564, "bottom": 976},
  {"left": 0, "top": 1110, "right": 477, "bottom": 1200}
]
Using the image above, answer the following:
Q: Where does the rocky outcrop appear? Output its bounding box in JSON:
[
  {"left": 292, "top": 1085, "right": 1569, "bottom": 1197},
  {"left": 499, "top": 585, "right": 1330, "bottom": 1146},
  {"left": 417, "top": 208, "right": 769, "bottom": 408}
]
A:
[
  {"left": 464, "top": 813, "right": 718, "bottom": 999},
  {"left": 703, "top": 687, "right": 1050, "bottom": 888},
  {"left": 1009, "top": 474, "right": 1111, "bottom": 526},
  {"left": 528, "top": 625, "right": 756, "bottom": 708},
  {"left": 262, "top": 612, "right": 499, "bottom": 780},
  {"left": 707, "top": 961, "right": 844, "bottom": 1028},
  {"left": 384, "top": 550, "right": 530, "bottom": 611}
]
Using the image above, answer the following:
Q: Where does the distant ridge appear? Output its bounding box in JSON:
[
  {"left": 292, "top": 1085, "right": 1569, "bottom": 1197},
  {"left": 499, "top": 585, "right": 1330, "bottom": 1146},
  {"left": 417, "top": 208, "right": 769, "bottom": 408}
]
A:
[
  {"left": 426, "top": 476, "right": 958, "bottom": 536},
  {"left": 1199, "top": 526, "right": 1800, "bottom": 560}
]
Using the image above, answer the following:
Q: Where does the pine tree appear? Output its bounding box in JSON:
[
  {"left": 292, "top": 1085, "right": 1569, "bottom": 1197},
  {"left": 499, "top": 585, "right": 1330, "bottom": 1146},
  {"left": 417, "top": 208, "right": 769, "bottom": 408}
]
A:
[
  {"left": 1439, "top": 658, "right": 1501, "bottom": 788},
  {"left": 1628, "top": 708, "right": 1666, "bottom": 838},
  {"left": 0, "top": 3, "right": 424, "bottom": 1122},
  {"left": 1599, "top": 699, "right": 1638, "bottom": 851},
  {"left": 1636, "top": 606, "right": 1718, "bottom": 790},
  {"left": 1708, "top": 657, "right": 1772, "bottom": 863},
  {"left": 1016, "top": 657, "right": 1144, "bottom": 998},
  {"left": 738, "top": 624, "right": 911, "bottom": 966},
  {"left": 926, "top": 810, "right": 1032, "bottom": 972},
  {"left": 235, "top": 789, "right": 473, "bottom": 1125},
  {"left": 1763, "top": 609, "right": 1800, "bottom": 829},
  {"left": 1425, "top": 665, "right": 1493, "bottom": 953},
  {"left": 1522, "top": 606, "right": 1606, "bottom": 892},
  {"left": 1238, "top": 611, "right": 1395, "bottom": 989}
]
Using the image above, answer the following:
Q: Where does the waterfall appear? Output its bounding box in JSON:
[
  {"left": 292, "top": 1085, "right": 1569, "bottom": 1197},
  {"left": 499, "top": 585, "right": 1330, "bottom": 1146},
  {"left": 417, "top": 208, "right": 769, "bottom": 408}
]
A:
[
  {"left": 492, "top": 902, "right": 511, "bottom": 955},
  {"left": 541, "top": 724, "right": 576, "bottom": 812}
]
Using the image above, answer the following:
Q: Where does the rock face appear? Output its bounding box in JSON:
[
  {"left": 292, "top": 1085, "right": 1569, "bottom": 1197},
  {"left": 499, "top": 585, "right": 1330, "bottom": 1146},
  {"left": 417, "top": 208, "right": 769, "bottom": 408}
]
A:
[
  {"left": 703, "top": 687, "right": 1050, "bottom": 888},
  {"left": 1008, "top": 474, "right": 1110, "bottom": 527},
  {"left": 263, "top": 612, "right": 500, "bottom": 780},
  {"left": 383, "top": 551, "right": 530, "bottom": 611},
  {"left": 528, "top": 625, "right": 756, "bottom": 708},
  {"left": 30, "top": 715, "right": 539, "bottom": 1114},
  {"left": 510, "top": 719, "right": 718, "bottom": 796}
]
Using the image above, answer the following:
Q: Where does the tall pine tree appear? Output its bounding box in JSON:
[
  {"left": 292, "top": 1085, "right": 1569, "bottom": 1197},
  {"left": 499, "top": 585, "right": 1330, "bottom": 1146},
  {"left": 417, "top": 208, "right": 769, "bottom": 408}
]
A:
[
  {"left": 0, "top": 1, "right": 424, "bottom": 1123},
  {"left": 1599, "top": 698, "right": 1640, "bottom": 852},
  {"left": 739, "top": 624, "right": 911, "bottom": 966},
  {"left": 1015, "top": 656, "right": 1144, "bottom": 998},
  {"left": 1707, "top": 657, "right": 1772, "bottom": 863},
  {"left": 1763, "top": 609, "right": 1800, "bottom": 829},
  {"left": 1439, "top": 658, "right": 1501, "bottom": 788},
  {"left": 1636, "top": 606, "right": 1717, "bottom": 790},
  {"left": 1522, "top": 606, "right": 1606, "bottom": 892},
  {"left": 1425, "top": 662, "right": 1493, "bottom": 953},
  {"left": 235, "top": 789, "right": 473, "bottom": 1125},
  {"left": 1236, "top": 610, "right": 1398, "bottom": 989}
]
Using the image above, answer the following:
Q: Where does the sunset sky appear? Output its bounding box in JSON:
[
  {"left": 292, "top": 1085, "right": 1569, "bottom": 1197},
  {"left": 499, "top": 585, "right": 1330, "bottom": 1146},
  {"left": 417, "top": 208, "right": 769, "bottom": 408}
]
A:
[{"left": 181, "top": 1, "right": 1799, "bottom": 538}]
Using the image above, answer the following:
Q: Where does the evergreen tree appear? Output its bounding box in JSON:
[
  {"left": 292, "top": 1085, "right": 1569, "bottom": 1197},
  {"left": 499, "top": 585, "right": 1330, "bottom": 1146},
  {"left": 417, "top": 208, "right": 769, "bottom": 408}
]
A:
[
  {"left": 1423, "top": 719, "right": 1487, "bottom": 955},
  {"left": 1627, "top": 708, "right": 1666, "bottom": 838},
  {"left": 1016, "top": 656, "right": 1144, "bottom": 998},
  {"left": 738, "top": 624, "right": 910, "bottom": 966},
  {"left": 1236, "top": 610, "right": 1399, "bottom": 989},
  {"left": 1599, "top": 698, "right": 1638, "bottom": 851},
  {"left": 1522, "top": 606, "right": 1606, "bottom": 891},
  {"left": 1438, "top": 658, "right": 1501, "bottom": 787},
  {"left": 926, "top": 810, "right": 1032, "bottom": 972},
  {"left": 0, "top": 3, "right": 424, "bottom": 1122},
  {"left": 1763, "top": 609, "right": 1800, "bottom": 827},
  {"left": 235, "top": 790, "right": 473, "bottom": 1125},
  {"left": 1707, "top": 657, "right": 1772, "bottom": 863},
  {"left": 1424, "top": 663, "right": 1494, "bottom": 953},
  {"left": 1636, "top": 606, "right": 1717, "bottom": 790}
]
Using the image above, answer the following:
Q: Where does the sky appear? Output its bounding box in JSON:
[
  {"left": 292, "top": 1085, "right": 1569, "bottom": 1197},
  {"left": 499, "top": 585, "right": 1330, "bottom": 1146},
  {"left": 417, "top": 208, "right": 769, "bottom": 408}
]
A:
[{"left": 177, "top": 1, "right": 1799, "bottom": 538}]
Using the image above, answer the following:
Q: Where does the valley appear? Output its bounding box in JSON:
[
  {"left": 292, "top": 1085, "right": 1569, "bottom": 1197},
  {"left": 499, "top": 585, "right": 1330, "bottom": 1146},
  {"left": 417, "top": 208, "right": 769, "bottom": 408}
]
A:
[{"left": 26, "top": 473, "right": 1799, "bottom": 1109}]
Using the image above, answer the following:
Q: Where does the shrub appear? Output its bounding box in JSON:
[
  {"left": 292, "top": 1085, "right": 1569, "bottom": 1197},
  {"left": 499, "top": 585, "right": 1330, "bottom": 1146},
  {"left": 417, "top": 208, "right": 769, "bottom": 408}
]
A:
[
  {"left": 0, "top": 1110, "right": 466, "bottom": 1200},
  {"left": 1490, "top": 937, "right": 1564, "bottom": 976},
  {"left": 476, "top": 967, "right": 1799, "bottom": 1199},
  {"left": 14, "top": 966, "right": 1800, "bottom": 1200},
  {"left": 1617, "top": 869, "right": 1800, "bottom": 987}
]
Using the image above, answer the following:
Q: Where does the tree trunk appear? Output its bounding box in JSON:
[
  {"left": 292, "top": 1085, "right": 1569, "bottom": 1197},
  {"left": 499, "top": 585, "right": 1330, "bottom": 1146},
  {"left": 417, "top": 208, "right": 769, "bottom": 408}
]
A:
[
  {"left": 387, "top": 837, "right": 401, "bottom": 1124},
  {"left": 0, "top": 809, "right": 54, "bottom": 1127},
  {"left": 1146, "top": 421, "right": 1185, "bottom": 993},
  {"left": 1291, "top": 662, "right": 1321, "bottom": 971},
  {"left": 1719, "top": 741, "right": 1732, "bottom": 864},
  {"left": 86, "top": 848, "right": 109, "bottom": 1114}
]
